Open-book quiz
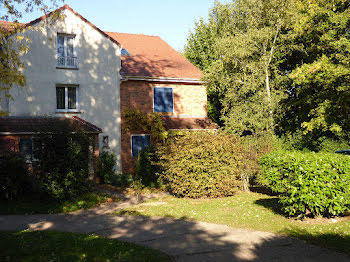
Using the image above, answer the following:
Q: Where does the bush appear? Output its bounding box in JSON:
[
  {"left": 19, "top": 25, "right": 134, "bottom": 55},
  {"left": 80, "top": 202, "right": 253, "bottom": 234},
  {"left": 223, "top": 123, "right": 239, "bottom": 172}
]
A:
[
  {"left": 157, "top": 131, "right": 244, "bottom": 198},
  {"left": 136, "top": 146, "right": 161, "bottom": 187},
  {"left": 35, "top": 121, "right": 91, "bottom": 200},
  {"left": 281, "top": 132, "right": 350, "bottom": 152},
  {"left": 98, "top": 151, "right": 116, "bottom": 184},
  {"left": 259, "top": 150, "right": 350, "bottom": 218},
  {"left": 0, "top": 152, "right": 30, "bottom": 200},
  {"left": 240, "top": 134, "right": 282, "bottom": 188}
]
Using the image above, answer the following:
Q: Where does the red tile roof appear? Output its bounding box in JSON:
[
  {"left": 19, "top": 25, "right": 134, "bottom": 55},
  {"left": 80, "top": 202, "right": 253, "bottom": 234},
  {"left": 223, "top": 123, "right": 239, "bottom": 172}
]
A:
[
  {"left": 0, "top": 116, "right": 102, "bottom": 134},
  {"left": 1, "top": 4, "right": 202, "bottom": 80},
  {"left": 0, "top": 5, "right": 121, "bottom": 47},
  {"left": 0, "top": 21, "right": 21, "bottom": 31},
  {"left": 105, "top": 32, "right": 202, "bottom": 80}
]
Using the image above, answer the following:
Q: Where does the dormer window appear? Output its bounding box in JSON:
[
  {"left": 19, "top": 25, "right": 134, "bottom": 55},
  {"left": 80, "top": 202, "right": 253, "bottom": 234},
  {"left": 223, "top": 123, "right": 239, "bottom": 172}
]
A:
[
  {"left": 57, "top": 34, "right": 78, "bottom": 68},
  {"left": 121, "top": 48, "right": 131, "bottom": 56}
]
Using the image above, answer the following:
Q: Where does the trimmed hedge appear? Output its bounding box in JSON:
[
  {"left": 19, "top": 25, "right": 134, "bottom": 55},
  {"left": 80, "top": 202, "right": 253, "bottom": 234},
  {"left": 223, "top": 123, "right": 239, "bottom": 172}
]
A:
[
  {"left": 259, "top": 150, "right": 350, "bottom": 217},
  {"left": 157, "top": 131, "right": 244, "bottom": 198}
]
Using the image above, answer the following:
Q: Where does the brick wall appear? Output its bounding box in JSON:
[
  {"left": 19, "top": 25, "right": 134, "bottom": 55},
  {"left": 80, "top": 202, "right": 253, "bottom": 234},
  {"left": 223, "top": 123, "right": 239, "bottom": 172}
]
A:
[{"left": 120, "top": 80, "right": 216, "bottom": 173}]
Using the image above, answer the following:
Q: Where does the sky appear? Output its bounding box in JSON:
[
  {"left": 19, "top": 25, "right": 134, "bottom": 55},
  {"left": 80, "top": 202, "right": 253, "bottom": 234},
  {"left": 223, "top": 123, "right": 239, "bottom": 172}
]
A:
[{"left": 15, "top": 0, "right": 219, "bottom": 52}]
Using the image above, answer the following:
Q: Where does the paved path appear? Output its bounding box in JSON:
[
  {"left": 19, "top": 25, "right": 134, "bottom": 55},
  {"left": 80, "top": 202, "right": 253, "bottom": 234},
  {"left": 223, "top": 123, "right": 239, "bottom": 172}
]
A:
[{"left": 0, "top": 196, "right": 349, "bottom": 262}]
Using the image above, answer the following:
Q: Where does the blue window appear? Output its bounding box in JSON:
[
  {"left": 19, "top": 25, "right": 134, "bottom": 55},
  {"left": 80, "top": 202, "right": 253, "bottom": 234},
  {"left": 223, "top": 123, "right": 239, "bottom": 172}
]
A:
[
  {"left": 153, "top": 87, "right": 173, "bottom": 112},
  {"left": 131, "top": 135, "right": 151, "bottom": 157}
]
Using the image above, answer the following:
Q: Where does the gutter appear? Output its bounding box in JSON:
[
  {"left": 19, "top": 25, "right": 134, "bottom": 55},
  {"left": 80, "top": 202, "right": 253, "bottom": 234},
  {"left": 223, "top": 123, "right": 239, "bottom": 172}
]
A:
[{"left": 121, "top": 75, "right": 204, "bottom": 84}]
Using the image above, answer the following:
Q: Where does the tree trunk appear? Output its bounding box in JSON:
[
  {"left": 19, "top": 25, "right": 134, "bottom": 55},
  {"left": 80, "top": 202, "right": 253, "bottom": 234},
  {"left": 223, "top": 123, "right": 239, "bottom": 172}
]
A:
[{"left": 265, "top": 66, "right": 274, "bottom": 130}]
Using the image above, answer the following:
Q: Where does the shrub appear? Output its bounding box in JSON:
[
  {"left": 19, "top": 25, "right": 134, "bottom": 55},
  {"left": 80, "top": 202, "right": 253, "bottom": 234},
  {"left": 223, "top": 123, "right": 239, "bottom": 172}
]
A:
[
  {"left": 0, "top": 152, "right": 30, "bottom": 200},
  {"left": 98, "top": 151, "right": 116, "bottom": 184},
  {"left": 240, "top": 134, "right": 282, "bottom": 189},
  {"left": 157, "top": 131, "right": 244, "bottom": 198},
  {"left": 136, "top": 146, "right": 161, "bottom": 187},
  {"left": 259, "top": 150, "right": 350, "bottom": 218},
  {"left": 281, "top": 132, "right": 350, "bottom": 152},
  {"left": 35, "top": 121, "right": 91, "bottom": 200}
]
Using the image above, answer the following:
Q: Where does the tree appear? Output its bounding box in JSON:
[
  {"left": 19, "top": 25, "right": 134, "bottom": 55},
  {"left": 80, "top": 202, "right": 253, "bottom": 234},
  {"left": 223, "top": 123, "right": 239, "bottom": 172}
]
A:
[
  {"left": 185, "top": 0, "right": 292, "bottom": 135},
  {"left": 276, "top": 0, "right": 350, "bottom": 149},
  {"left": 0, "top": 0, "right": 63, "bottom": 115},
  {"left": 185, "top": 1, "right": 236, "bottom": 124}
]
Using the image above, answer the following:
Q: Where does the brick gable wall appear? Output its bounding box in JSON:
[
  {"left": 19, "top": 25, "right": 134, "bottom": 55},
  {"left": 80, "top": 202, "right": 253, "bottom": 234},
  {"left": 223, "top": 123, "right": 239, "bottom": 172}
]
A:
[{"left": 120, "top": 80, "right": 215, "bottom": 173}]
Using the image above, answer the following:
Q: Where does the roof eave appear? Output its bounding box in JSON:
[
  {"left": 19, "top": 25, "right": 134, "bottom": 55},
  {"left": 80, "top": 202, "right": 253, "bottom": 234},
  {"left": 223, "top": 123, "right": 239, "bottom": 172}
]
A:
[{"left": 121, "top": 75, "right": 204, "bottom": 84}]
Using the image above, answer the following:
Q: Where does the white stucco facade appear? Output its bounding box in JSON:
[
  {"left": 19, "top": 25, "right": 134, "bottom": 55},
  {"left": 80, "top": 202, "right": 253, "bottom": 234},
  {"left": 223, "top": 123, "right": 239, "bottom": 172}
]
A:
[{"left": 7, "top": 9, "right": 123, "bottom": 172}]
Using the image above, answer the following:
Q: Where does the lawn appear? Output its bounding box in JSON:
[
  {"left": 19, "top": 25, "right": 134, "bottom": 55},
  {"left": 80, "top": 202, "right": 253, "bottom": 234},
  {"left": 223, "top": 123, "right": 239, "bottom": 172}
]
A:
[
  {"left": 113, "top": 191, "right": 350, "bottom": 254},
  {"left": 0, "top": 192, "right": 116, "bottom": 214},
  {"left": 0, "top": 230, "right": 171, "bottom": 262}
]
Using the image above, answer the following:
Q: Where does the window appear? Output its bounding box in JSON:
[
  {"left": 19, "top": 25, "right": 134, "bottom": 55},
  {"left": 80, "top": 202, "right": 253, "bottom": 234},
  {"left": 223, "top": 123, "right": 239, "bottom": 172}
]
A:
[
  {"left": 153, "top": 87, "right": 173, "bottom": 113},
  {"left": 19, "top": 138, "right": 40, "bottom": 162},
  {"left": 57, "top": 34, "right": 77, "bottom": 68},
  {"left": 121, "top": 48, "right": 131, "bottom": 56},
  {"left": 56, "top": 85, "right": 79, "bottom": 112},
  {"left": 102, "top": 136, "right": 109, "bottom": 148},
  {"left": 131, "top": 135, "right": 151, "bottom": 157}
]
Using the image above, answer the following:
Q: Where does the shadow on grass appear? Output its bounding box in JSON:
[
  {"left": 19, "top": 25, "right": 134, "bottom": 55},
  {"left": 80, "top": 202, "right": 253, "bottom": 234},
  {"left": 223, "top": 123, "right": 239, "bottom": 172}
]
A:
[
  {"left": 113, "top": 209, "right": 190, "bottom": 221},
  {"left": 280, "top": 227, "right": 350, "bottom": 255},
  {"left": 0, "top": 230, "right": 170, "bottom": 262},
  {"left": 0, "top": 192, "right": 110, "bottom": 215},
  {"left": 254, "top": 197, "right": 286, "bottom": 216},
  {"left": 249, "top": 186, "right": 278, "bottom": 196},
  {"left": 114, "top": 210, "right": 147, "bottom": 216}
]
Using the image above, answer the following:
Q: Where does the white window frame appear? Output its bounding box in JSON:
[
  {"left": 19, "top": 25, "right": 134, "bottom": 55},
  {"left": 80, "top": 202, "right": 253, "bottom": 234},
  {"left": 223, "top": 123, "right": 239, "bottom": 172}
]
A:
[
  {"left": 56, "top": 33, "right": 78, "bottom": 68},
  {"left": 56, "top": 85, "right": 80, "bottom": 112},
  {"left": 130, "top": 134, "right": 151, "bottom": 157},
  {"left": 153, "top": 86, "right": 174, "bottom": 113}
]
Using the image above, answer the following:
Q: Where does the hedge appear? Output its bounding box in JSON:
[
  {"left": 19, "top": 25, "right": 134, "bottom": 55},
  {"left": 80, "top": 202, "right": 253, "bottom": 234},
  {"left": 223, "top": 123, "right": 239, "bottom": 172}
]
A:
[
  {"left": 259, "top": 150, "right": 350, "bottom": 218},
  {"left": 157, "top": 131, "right": 245, "bottom": 198}
]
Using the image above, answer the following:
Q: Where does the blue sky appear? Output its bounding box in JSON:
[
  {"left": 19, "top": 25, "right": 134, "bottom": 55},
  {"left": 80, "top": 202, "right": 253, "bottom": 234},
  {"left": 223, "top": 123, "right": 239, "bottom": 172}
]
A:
[{"left": 17, "top": 0, "right": 219, "bottom": 51}]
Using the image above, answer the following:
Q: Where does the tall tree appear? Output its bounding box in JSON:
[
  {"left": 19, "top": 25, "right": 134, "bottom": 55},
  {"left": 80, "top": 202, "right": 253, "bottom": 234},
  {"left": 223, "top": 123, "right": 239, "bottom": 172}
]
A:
[
  {"left": 276, "top": 0, "right": 350, "bottom": 148},
  {"left": 185, "top": 0, "right": 292, "bottom": 134},
  {"left": 0, "top": 0, "right": 62, "bottom": 115},
  {"left": 185, "top": 1, "right": 236, "bottom": 124}
]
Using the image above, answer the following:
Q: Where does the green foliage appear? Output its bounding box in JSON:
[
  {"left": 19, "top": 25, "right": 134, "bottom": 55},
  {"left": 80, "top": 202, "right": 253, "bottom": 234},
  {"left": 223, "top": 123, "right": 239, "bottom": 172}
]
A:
[
  {"left": 35, "top": 120, "right": 91, "bottom": 200},
  {"left": 281, "top": 132, "right": 350, "bottom": 152},
  {"left": 123, "top": 109, "right": 168, "bottom": 143},
  {"left": 259, "top": 150, "right": 350, "bottom": 218},
  {"left": 276, "top": 0, "right": 350, "bottom": 142},
  {"left": 136, "top": 146, "right": 161, "bottom": 187},
  {"left": 0, "top": 152, "right": 30, "bottom": 200},
  {"left": 157, "top": 131, "right": 244, "bottom": 198},
  {"left": 184, "top": 2, "right": 237, "bottom": 124},
  {"left": 0, "top": 0, "right": 62, "bottom": 116},
  {"left": 98, "top": 151, "right": 116, "bottom": 184},
  {"left": 186, "top": 0, "right": 350, "bottom": 145},
  {"left": 185, "top": 0, "right": 291, "bottom": 133}
]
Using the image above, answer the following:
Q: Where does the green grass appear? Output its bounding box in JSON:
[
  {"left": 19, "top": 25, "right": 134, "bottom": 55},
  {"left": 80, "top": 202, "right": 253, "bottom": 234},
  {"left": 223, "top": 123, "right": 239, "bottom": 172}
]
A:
[
  {"left": 0, "top": 192, "right": 115, "bottom": 214},
  {"left": 0, "top": 230, "right": 171, "bottom": 262},
  {"left": 112, "top": 191, "right": 350, "bottom": 254}
]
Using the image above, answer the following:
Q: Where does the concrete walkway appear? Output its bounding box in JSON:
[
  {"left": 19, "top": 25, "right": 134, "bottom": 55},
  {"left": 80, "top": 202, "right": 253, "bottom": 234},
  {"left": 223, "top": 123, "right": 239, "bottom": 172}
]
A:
[{"left": 0, "top": 196, "right": 349, "bottom": 262}]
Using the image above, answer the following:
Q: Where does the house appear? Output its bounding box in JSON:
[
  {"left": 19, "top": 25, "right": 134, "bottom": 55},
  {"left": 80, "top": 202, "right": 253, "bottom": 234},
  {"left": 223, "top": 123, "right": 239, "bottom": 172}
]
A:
[{"left": 0, "top": 4, "right": 215, "bottom": 175}]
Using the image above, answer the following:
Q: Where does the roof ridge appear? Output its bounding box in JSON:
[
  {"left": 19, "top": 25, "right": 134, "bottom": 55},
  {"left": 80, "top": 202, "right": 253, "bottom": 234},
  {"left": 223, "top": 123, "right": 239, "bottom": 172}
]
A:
[
  {"left": 2, "top": 4, "right": 121, "bottom": 47},
  {"left": 105, "top": 31, "right": 161, "bottom": 38}
]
